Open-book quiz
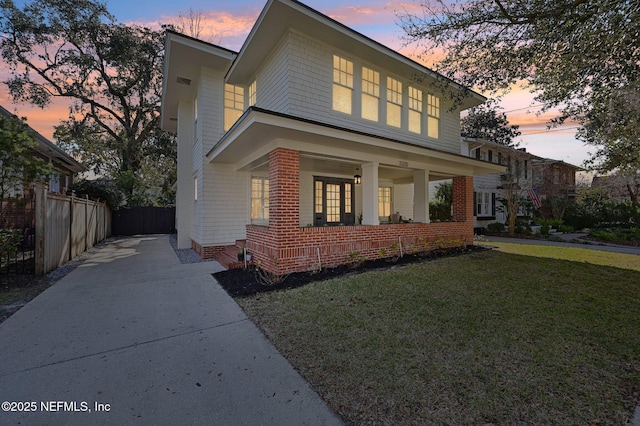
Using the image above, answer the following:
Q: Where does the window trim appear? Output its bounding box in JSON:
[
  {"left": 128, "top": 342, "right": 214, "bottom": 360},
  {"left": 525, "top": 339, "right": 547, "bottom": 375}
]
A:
[
  {"left": 224, "top": 83, "right": 245, "bottom": 132},
  {"left": 251, "top": 176, "right": 269, "bottom": 223},
  {"left": 474, "top": 191, "right": 495, "bottom": 218},
  {"left": 361, "top": 66, "right": 380, "bottom": 122},
  {"left": 332, "top": 55, "right": 354, "bottom": 115},
  {"left": 427, "top": 94, "right": 440, "bottom": 139},
  {"left": 378, "top": 186, "right": 393, "bottom": 220},
  {"left": 386, "top": 76, "right": 403, "bottom": 128},
  {"left": 408, "top": 86, "right": 423, "bottom": 134}
]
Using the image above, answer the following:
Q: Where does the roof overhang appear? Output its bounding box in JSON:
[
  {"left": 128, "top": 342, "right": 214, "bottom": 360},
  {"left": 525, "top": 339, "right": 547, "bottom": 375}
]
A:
[
  {"left": 0, "top": 105, "right": 84, "bottom": 173},
  {"left": 161, "top": 31, "right": 237, "bottom": 133},
  {"left": 226, "top": 0, "right": 485, "bottom": 110},
  {"left": 207, "top": 108, "right": 504, "bottom": 180},
  {"left": 33, "top": 134, "right": 85, "bottom": 173}
]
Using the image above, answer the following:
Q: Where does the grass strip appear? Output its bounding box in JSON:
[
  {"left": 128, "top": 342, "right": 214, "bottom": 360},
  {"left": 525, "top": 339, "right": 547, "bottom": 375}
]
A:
[{"left": 487, "top": 241, "right": 640, "bottom": 272}]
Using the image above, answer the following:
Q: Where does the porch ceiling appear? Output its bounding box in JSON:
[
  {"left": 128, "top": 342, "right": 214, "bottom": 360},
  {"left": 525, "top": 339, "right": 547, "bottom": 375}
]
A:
[{"left": 206, "top": 108, "right": 505, "bottom": 180}]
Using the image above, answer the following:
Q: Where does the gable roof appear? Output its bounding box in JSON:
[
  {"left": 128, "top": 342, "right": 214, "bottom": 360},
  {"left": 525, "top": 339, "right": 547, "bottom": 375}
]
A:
[
  {"left": 225, "top": 0, "right": 485, "bottom": 109},
  {"left": 0, "top": 105, "right": 84, "bottom": 173},
  {"left": 161, "top": 31, "right": 238, "bottom": 132}
]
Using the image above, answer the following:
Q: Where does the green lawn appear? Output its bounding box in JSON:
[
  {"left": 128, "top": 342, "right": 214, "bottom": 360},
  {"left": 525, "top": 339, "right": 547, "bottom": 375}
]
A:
[
  {"left": 487, "top": 240, "right": 640, "bottom": 272},
  {"left": 238, "top": 249, "right": 640, "bottom": 425}
]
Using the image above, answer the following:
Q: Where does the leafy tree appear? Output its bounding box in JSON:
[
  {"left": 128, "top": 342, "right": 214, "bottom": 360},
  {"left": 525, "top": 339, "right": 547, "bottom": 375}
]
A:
[
  {"left": 0, "top": 0, "right": 176, "bottom": 206},
  {"left": 399, "top": 0, "right": 639, "bottom": 171},
  {"left": 496, "top": 151, "right": 530, "bottom": 236},
  {"left": 429, "top": 181, "right": 452, "bottom": 221},
  {"left": 71, "top": 178, "right": 124, "bottom": 211},
  {"left": 461, "top": 102, "right": 521, "bottom": 146},
  {"left": 0, "top": 113, "right": 50, "bottom": 225}
]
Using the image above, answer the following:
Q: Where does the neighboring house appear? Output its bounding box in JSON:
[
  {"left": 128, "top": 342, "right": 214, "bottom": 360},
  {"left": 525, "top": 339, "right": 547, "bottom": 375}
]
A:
[
  {"left": 531, "top": 158, "right": 581, "bottom": 219},
  {"left": 462, "top": 138, "right": 537, "bottom": 228},
  {"left": 0, "top": 105, "right": 84, "bottom": 197},
  {"left": 461, "top": 137, "right": 580, "bottom": 228},
  {"left": 161, "top": 0, "right": 503, "bottom": 274}
]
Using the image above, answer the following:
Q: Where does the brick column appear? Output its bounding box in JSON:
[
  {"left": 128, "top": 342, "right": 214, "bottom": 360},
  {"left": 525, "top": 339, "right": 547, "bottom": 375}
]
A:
[
  {"left": 452, "top": 176, "right": 474, "bottom": 223},
  {"left": 268, "top": 148, "right": 300, "bottom": 232}
]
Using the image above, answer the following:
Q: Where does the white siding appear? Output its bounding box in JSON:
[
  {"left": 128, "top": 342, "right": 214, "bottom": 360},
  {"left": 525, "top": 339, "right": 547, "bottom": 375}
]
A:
[
  {"left": 393, "top": 183, "right": 414, "bottom": 221},
  {"left": 283, "top": 30, "right": 462, "bottom": 154},
  {"left": 193, "top": 67, "right": 235, "bottom": 245},
  {"left": 200, "top": 164, "right": 248, "bottom": 245},
  {"left": 257, "top": 36, "right": 291, "bottom": 113}
]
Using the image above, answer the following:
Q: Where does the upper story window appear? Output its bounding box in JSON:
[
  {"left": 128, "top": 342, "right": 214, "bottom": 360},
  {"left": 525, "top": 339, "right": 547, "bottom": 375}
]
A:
[
  {"left": 332, "top": 55, "right": 353, "bottom": 114},
  {"left": 224, "top": 84, "right": 245, "bottom": 131},
  {"left": 427, "top": 94, "right": 440, "bottom": 139},
  {"left": 248, "top": 80, "right": 256, "bottom": 107},
  {"left": 386, "top": 77, "right": 402, "bottom": 128},
  {"left": 408, "top": 86, "right": 422, "bottom": 134},
  {"left": 361, "top": 66, "right": 380, "bottom": 122}
]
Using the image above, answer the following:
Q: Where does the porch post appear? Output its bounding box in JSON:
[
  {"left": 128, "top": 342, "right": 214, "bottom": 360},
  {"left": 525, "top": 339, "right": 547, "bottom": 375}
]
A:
[
  {"left": 413, "top": 170, "right": 430, "bottom": 223},
  {"left": 269, "top": 148, "right": 300, "bottom": 231},
  {"left": 452, "top": 176, "right": 474, "bottom": 222},
  {"left": 361, "top": 162, "right": 379, "bottom": 225}
]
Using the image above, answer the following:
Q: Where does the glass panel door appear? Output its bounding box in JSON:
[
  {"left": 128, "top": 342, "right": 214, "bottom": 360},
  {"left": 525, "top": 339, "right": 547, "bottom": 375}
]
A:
[{"left": 314, "top": 177, "right": 355, "bottom": 226}]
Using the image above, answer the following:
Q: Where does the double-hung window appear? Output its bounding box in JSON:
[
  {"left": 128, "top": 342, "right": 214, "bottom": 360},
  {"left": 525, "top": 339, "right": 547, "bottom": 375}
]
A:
[
  {"left": 248, "top": 80, "right": 256, "bottom": 107},
  {"left": 251, "top": 177, "right": 269, "bottom": 221},
  {"left": 408, "top": 86, "right": 423, "bottom": 134},
  {"left": 378, "top": 187, "right": 392, "bottom": 219},
  {"left": 224, "top": 84, "right": 245, "bottom": 131},
  {"left": 333, "top": 55, "right": 353, "bottom": 114},
  {"left": 386, "top": 77, "right": 402, "bottom": 128},
  {"left": 361, "top": 67, "right": 380, "bottom": 122},
  {"left": 475, "top": 191, "right": 495, "bottom": 217},
  {"left": 427, "top": 94, "right": 440, "bottom": 138}
]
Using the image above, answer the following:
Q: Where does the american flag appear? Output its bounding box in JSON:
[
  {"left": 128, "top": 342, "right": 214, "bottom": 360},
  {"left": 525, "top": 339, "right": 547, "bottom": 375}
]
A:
[{"left": 527, "top": 188, "right": 542, "bottom": 209}]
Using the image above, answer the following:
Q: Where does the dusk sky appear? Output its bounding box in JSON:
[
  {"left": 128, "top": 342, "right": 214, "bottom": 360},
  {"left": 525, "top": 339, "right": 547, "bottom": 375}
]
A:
[{"left": 3, "top": 0, "right": 588, "bottom": 168}]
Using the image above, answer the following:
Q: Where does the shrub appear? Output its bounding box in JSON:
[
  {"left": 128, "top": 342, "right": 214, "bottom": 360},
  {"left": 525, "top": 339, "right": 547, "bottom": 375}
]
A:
[
  {"left": 0, "top": 228, "right": 21, "bottom": 258},
  {"left": 487, "top": 222, "right": 505, "bottom": 232},
  {"left": 559, "top": 224, "right": 574, "bottom": 233}
]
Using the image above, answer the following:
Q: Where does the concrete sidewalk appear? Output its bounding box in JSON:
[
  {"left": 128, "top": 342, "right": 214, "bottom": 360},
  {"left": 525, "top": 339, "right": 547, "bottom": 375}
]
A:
[{"left": 0, "top": 235, "right": 343, "bottom": 425}]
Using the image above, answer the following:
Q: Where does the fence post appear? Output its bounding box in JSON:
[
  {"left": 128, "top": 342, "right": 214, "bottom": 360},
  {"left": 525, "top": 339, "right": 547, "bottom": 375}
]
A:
[
  {"left": 34, "top": 182, "right": 46, "bottom": 276},
  {"left": 84, "top": 195, "right": 88, "bottom": 252},
  {"left": 69, "top": 191, "right": 74, "bottom": 261}
]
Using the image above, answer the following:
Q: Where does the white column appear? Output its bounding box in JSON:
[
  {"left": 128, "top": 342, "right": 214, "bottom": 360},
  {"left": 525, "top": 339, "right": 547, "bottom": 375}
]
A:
[
  {"left": 413, "top": 169, "right": 430, "bottom": 223},
  {"left": 176, "top": 100, "right": 194, "bottom": 249},
  {"left": 362, "top": 162, "right": 379, "bottom": 225}
]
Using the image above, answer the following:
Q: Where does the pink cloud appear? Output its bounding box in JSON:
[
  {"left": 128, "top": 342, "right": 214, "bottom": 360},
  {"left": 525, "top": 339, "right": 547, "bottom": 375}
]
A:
[{"left": 132, "top": 9, "right": 259, "bottom": 51}]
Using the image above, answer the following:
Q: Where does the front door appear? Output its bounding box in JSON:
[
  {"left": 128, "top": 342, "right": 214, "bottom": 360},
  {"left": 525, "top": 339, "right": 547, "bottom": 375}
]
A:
[{"left": 314, "top": 177, "right": 355, "bottom": 226}]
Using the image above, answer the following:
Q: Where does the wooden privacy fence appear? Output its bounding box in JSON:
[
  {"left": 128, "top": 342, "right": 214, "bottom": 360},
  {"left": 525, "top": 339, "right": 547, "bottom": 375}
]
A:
[{"left": 34, "top": 183, "right": 111, "bottom": 276}]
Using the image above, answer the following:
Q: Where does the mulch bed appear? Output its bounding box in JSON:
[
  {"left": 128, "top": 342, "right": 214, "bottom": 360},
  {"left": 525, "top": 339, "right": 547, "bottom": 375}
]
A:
[{"left": 214, "top": 245, "right": 487, "bottom": 298}]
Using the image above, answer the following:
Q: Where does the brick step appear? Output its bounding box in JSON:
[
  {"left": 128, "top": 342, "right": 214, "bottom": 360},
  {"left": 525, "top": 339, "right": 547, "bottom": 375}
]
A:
[{"left": 212, "top": 244, "right": 249, "bottom": 270}]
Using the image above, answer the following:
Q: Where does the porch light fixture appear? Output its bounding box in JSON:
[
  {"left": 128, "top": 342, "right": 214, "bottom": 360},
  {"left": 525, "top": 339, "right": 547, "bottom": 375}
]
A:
[{"left": 354, "top": 167, "right": 361, "bottom": 184}]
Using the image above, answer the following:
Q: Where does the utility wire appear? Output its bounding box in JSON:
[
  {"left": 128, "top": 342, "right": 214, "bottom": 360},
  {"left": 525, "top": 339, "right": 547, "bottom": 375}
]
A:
[{"left": 519, "top": 126, "right": 579, "bottom": 136}]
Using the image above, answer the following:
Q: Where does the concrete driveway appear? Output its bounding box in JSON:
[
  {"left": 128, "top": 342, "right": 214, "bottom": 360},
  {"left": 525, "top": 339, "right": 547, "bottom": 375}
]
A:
[{"left": 0, "top": 235, "right": 342, "bottom": 425}]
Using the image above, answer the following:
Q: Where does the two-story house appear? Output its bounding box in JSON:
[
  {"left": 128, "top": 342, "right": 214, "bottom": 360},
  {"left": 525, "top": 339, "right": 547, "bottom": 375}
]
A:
[
  {"left": 161, "top": 0, "right": 503, "bottom": 275},
  {"left": 462, "top": 137, "right": 581, "bottom": 228},
  {"left": 461, "top": 138, "right": 537, "bottom": 228}
]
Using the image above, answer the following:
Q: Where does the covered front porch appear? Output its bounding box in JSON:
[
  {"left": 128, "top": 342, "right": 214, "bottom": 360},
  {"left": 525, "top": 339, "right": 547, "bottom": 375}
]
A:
[
  {"left": 245, "top": 147, "right": 475, "bottom": 274},
  {"left": 208, "top": 108, "right": 503, "bottom": 274}
]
